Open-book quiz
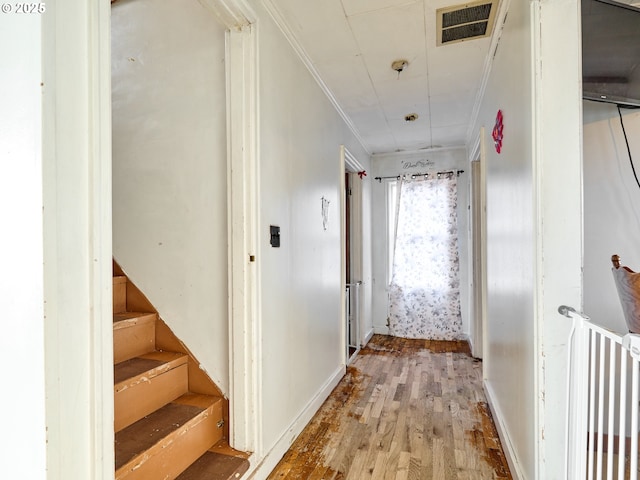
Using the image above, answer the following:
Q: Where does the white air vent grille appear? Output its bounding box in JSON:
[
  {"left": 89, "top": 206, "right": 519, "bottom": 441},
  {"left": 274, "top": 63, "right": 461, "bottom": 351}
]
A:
[{"left": 436, "top": 0, "right": 499, "bottom": 46}]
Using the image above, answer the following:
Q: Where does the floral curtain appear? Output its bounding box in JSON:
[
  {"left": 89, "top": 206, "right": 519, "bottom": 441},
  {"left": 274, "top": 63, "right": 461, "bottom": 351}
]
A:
[{"left": 388, "top": 175, "right": 463, "bottom": 340}]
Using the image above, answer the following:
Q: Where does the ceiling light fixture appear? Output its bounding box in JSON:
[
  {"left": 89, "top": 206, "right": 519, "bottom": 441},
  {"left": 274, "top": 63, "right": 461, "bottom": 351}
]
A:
[
  {"left": 391, "top": 59, "right": 409, "bottom": 78},
  {"left": 404, "top": 113, "right": 418, "bottom": 122}
]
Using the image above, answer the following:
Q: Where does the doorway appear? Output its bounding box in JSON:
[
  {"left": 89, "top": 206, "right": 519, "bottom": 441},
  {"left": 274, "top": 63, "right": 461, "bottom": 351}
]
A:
[
  {"left": 342, "top": 146, "right": 365, "bottom": 365},
  {"left": 470, "top": 133, "right": 487, "bottom": 360}
]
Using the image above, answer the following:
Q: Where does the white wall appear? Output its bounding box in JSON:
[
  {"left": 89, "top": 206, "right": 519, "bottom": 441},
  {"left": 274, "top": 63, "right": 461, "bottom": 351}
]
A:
[
  {"left": 473, "top": 2, "right": 536, "bottom": 475},
  {"left": 111, "top": 0, "right": 230, "bottom": 391},
  {"left": 584, "top": 102, "right": 640, "bottom": 332},
  {"left": 370, "top": 149, "right": 470, "bottom": 337},
  {"left": 470, "top": 1, "right": 583, "bottom": 478},
  {"left": 255, "top": 0, "right": 371, "bottom": 457},
  {"left": 0, "top": 12, "right": 46, "bottom": 479}
]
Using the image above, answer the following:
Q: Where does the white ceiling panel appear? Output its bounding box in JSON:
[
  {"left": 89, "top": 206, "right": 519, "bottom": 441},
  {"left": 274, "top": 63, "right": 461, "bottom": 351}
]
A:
[
  {"left": 388, "top": 117, "right": 432, "bottom": 144},
  {"left": 430, "top": 124, "right": 469, "bottom": 147},
  {"left": 347, "top": 1, "right": 427, "bottom": 81},
  {"left": 350, "top": 110, "right": 398, "bottom": 152},
  {"left": 376, "top": 76, "right": 429, "bottom": 112},
  {"left": 313, "top": 58, "right": 379, "bottom": 111},
  {"left": 341, "top": 0, "right": 422, "bottom": 17},
  {"left": 267, "top": 0, "right": 500, "bottom": 154},
  {"left": 364, "top": 135, "right": 401, "bottom": 153},
  {"left": 349, "top": 108, "right": 390, "bottom": 129},
  {"left": 274, "top": 0, "right": 350, "bottom": 36},
  {"left": 427, "top": 66, "right": 485, "bottom": 97},
  {"left": 382, "top": 104, "right": 431, "bottom": 131},
  {"left": 365, "top": 52, "right": 429, "bottom": 84},
  {"left": 297, "top": 27, "right": 360, "bottom": 63},
  {"left": 428, "top": 91, "right": 477, "bottom": 127},
  {"left": 428, "top": 41, "right": 488, "bottom": 70},
  {"left": 392, "top": 135, "right": 434, "bottom": 151}
]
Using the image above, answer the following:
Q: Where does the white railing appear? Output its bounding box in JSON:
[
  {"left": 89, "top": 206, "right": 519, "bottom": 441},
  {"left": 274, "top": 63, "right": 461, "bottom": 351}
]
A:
[{"left": 561, "top": 305, "right": 640, "bottom": 480}]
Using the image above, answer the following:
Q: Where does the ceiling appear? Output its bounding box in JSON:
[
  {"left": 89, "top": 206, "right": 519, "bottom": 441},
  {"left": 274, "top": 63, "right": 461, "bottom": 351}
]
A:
[{"left": 265, "top": 0, "right": 502, "bottom": 155}]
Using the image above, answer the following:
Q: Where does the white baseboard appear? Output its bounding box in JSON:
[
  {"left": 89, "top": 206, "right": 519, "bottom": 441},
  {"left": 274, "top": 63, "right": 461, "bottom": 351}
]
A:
[
  {"left": 244, "top": 365, "right": 346, "bottom": 480},
  {"left": 373, "top": 325, "right": 389, "bottom": 335},
  {"left": 484, "top": 381, "right": 526, "bottom": 480},
  {"left": 467, "top": 334, "right": 481, "bottom": 359},
  {"left": 362, "top": 328, "right": 374, "bottom": 346}
]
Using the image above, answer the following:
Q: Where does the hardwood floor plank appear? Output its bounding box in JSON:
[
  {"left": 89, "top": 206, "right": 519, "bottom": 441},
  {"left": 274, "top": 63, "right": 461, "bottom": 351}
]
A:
[
  {"left": 267, "top": 335, "right": 512, "bottom": 480},
  {"left": 393, "top": 451, "right": 410, "bottom": 480}
]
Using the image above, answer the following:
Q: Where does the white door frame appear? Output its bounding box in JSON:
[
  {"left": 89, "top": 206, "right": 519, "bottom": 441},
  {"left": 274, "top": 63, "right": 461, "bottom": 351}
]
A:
[
  {"left": 341, "top": 146, "right": 365, "bottom": 361},
  {"left": 225, "top": 21, "right": 261, "bottom": 455},
  {"left": 197, "top": 0, "right": 261, "bottom": 455},
  {"left": 469, "top": 129, "right": 488, "bottom": 363},
  {"left": 42, "top": 2, "right": 114, "bottom": 477}
]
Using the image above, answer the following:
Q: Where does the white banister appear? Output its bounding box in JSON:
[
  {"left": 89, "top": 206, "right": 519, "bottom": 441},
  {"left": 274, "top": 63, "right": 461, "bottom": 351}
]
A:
[{"left": 561, "top": 305, "right": 640, "bottom": 480}]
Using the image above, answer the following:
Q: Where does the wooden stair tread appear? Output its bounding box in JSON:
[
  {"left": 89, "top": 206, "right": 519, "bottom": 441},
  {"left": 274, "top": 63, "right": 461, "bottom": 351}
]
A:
[
  {"left": 175, "top": 451, "right": 250, "bottom": 480},
  {"left": 113, "top": 312, "right": 156, "bottom": 329},
  {"left": 114, "top": 351, "right": 187, "bottom": 386},
  {"left": 115, "top": 394, "right": 221, "bottom": 471},
  {"left": 114, "top": 357, "right": 161, "bottom": 385}
]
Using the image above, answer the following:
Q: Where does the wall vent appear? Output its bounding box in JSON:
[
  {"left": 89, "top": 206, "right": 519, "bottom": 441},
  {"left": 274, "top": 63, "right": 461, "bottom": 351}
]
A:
[{"left": 436, "top": 0, "right": 499, "bottom": 46}]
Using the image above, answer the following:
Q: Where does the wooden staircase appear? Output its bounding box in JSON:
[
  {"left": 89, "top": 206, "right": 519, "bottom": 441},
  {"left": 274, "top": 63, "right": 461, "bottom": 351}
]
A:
[{"left": 113, "top": 263, "right": 250, "bottom": 480}]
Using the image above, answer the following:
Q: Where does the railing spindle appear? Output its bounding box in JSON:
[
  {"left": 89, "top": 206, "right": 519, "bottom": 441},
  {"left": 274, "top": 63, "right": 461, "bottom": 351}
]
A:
[
  {"left": 597, "top": 335, "right": 607, "bottom": 480},
  {"left": 631, "top": 357, "right": 639, "bottom": 480},
  {"left": 617, "top": 350, "right": 627, "bottom": 480},
  {"left": 606, "top": 338, "right": 615, "bottom": 480}
]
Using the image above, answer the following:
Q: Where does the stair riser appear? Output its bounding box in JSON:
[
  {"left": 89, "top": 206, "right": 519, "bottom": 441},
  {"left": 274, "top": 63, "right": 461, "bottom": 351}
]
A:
[
  {"left": 113, "top": 276, "right": 127, "bottom": 314},
  {"left": 113, "top": 322, "right": 155, "bottom": 364},
  {"left": 115, "top": 402, "right": 224, "bottom": 480},
  {"left": 115, "top": 364, "right": 189, "bottom": 433}
]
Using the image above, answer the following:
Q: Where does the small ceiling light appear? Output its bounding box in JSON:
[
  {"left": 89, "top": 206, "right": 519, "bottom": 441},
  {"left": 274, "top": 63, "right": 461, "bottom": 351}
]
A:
[
  {"left": 391, "top": 59, "right": 409, "bottom": 73},
  {"left": 404, "top": 113, "right": 419, "bottom": 122},
  {"left": 391, "top": 59, "right": 409, "bottom": 78}
]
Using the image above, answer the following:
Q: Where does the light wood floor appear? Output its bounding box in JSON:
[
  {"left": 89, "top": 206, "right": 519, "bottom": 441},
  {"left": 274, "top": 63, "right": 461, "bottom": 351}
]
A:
[{"left": 267, "top": 335, "right": 511, "bottom": 480}]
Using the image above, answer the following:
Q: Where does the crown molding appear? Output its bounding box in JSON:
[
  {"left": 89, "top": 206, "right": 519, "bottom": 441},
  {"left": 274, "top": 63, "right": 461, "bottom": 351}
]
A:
[
  {"left": 466, "top": 0, "right": 510, "bottom": 146},
  {"left": 261, "top": 0, "right": 371, "bottom": 156}
]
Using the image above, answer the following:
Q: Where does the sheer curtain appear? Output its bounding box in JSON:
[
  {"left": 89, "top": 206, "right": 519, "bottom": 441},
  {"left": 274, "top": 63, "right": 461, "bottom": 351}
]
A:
[{"left": 388, "top": 175, "right": 463, "bottom": 340}]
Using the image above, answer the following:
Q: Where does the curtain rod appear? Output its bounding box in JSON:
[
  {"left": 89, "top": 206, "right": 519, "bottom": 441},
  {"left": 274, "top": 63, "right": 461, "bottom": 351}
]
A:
[{"left": 374, "top": 169, "right": 464, "bottom": 183}]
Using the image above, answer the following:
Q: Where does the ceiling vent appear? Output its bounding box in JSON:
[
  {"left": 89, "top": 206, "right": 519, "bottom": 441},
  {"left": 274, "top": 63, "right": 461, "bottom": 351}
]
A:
[{"left": 436, "top": 0, "right": 499, "bottom": 46}]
